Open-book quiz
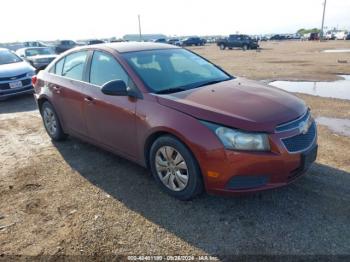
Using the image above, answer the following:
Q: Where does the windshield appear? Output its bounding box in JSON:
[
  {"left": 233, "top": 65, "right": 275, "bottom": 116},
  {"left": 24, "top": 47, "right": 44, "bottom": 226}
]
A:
[
  {"left": 0, "top": 50, "right": 22, "bottom": 65},
  {"left": 122, "top": 49, "right": 232, "bottom": 93},
  {"left": 25, "top": 48, "right": 54, "bottom": 56}
]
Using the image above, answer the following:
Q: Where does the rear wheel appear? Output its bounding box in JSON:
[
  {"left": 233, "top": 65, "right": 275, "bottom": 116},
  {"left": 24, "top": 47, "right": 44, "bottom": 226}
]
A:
[
  {"left": 243, "top": 44, "right": 248, "bottom": 51},
  {"left": 41, "top": 101, "right": 67, "bottom": 141},
  {"left": 149, "top": 135, "right": 203, "bottom": 200}
]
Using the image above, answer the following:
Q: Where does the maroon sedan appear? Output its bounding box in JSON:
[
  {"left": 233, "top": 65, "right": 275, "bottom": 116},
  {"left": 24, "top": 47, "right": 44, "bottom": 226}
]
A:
[{"left": 33, "top": 42, "right": 317, "bottom": 200}]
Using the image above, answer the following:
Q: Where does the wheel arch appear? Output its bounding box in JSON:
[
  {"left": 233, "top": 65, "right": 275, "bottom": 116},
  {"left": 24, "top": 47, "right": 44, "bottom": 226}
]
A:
[
  {"left": 36, "top": 95, "right": 67, "bottom": 134},
  {"left": 143, "top": 129, "right": 199, "bottom": 170},
  {"left": 37, "top": 95, "right": 50, "bottom": 113}
]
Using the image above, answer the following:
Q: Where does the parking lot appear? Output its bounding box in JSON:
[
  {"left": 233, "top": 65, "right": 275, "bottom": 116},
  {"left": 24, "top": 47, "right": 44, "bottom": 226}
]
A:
[{"left": 1, "top": 40, "right": 350, "bottom": 258}]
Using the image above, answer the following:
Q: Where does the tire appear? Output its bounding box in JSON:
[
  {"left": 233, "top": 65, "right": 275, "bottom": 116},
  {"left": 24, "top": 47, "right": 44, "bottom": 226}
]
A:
[
  {"left": 149, "top": 135, "right": 203, "bottom": 200},
  {"left": 242, "top": 44, "right": 248, "bottom": 51},
  {"left": 219, "top": 44, "right": 226, "bottom": 50},
  {"left": 41, "top": 101, "right": 67, "bottom": 141}
]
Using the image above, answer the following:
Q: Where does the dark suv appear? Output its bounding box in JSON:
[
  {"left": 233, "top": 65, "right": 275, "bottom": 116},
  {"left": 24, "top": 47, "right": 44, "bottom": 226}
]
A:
[
  {"left": 181, "top": 37, "right": 205, "bottom": 46},
  {"left": 217, "top": 35, "right": 259, "bottom": 50},
  {"left": 55, "top": 40, "right": 78, "bottom": 54}
]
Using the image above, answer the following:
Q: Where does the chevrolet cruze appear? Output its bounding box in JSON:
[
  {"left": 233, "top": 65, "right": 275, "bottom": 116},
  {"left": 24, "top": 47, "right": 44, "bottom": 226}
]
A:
[{"left": 33, "top": 42, "right": 317, "bottom": 200}]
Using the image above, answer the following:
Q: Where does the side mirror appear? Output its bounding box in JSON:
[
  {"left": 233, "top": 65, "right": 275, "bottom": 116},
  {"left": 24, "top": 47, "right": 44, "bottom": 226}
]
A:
[{"left": 101, "top": 79, "right": 128, "bottom": 96}]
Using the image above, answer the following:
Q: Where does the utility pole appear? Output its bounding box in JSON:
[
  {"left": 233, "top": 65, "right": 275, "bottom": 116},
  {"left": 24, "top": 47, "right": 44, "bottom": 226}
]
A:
[
  {"left": 138, "top": 14, "right": 142, "bottom": 42},
  {"left": 320, "top": 0, "right": 327, "bottom": 40}
]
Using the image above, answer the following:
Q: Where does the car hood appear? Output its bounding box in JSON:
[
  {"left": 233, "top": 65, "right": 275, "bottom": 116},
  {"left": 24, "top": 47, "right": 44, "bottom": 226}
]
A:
[
  {"left": 156, "top": 78, "right": 306, "bottom": 133},
  {"left": 0, "top": 61, "right": 35, "bottom": 78}
]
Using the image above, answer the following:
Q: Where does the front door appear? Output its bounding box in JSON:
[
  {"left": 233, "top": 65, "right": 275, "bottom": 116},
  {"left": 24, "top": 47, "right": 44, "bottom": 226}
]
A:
[{"left": 82, "top": 50, "right": 138, "bottom": 158}]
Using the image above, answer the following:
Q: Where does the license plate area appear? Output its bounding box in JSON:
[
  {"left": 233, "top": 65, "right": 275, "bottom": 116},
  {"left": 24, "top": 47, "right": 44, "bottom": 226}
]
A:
[{"left": 9, "top": 80, "right": 23, "bottom": 89}]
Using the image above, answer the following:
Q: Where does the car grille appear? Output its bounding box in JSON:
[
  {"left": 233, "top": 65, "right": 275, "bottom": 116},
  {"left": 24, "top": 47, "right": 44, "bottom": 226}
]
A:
[
  {"left": 281, "top": 121, "right": 316, "bottom": 152},
  {"left": 0, "top": 73, "right": 27, "bottom": 82},
  {"left": 276, "top": 110, "right": 310, "bottom": 132},
  {"left": 0, "top": 78, "right": 32, "bottom": 90}
]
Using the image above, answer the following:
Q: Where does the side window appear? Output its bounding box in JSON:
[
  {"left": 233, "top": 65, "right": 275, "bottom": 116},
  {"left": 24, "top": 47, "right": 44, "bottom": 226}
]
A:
[
  {"left": 90, "top": 51, "right": 128, "bottom": 86},
  {"left": 62, "top": 51, "right": 88, "bottom": 81},
  {"left": 51, "top": 58, "right": 65, "bottom": 75}
]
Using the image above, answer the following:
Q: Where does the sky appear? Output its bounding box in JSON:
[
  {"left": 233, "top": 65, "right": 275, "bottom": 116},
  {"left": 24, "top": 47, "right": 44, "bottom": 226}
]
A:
[{"left": 0, "top": 0, "right": 349, "bottom": 42}]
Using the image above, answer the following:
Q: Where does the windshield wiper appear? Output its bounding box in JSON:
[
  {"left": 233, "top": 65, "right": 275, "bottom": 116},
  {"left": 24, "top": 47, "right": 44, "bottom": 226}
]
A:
[
  {"left": 155, "top": 87, "right": 187, "bottom": 94},
  {"left": 194, "top": 79, "right": 229, "bottom": 88}
]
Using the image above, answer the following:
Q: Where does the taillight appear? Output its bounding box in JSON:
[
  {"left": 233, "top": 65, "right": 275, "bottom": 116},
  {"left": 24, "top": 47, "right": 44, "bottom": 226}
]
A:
[{"left": 32, "top": 75, "right": 37, "bottom": 86}]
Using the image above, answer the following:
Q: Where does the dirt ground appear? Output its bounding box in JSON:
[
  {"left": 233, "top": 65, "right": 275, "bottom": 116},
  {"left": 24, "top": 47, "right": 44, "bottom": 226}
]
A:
[
  {"left": 192, "top": 40, "right": 350, "bottom": 81},
  {"left": 1, "top": 40, "right": 350, "bottom": 260}
]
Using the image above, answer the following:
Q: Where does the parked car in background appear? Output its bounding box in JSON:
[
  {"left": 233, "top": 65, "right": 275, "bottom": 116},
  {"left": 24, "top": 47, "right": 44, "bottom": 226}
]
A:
[
  {"left": 325, "top": 32, "right": 336, "bottom": 40},
  {"left": 33, "top": 42, "right": 317, "bottom": 200},
  {"left": 181, "top": 37, "right": 205, "bottom": 46},
  {"left": 154, "top": 38, "right": 167, "bottom": 43},
  {"left": 0, "top": 48, "right": 35, "bottom": 100},
  {"left": 309, "top": 33, "right": 320, "bottom": 41},
  {"left": 334, "top": 31, "right": 347, "bottom": 40},
  {"left": 346, "top": 33, "right": 350, "bottom": 40},
  {"left": 217, "top": 34, "right": 259, "bottom": 50},
  {"left": 205, "top": 37, "right": 217, "bottom": 44},
  {"left": 86, "top": 39, "right": 105, "bottom": 45},
  {"left": 168, "top": 38, "right": 181, "bottom": 46},
  {"left": 16, "top": 47, "right": 57, "bottom": 70},
  {"left": 55, "top": 40, "right": 79, "bottom": 54},
  {"left": 24, "top": 41, "right": 50, "bottom": 48},
  {"left": 270, "top": 34, "right": 287, "bottom": 40}
]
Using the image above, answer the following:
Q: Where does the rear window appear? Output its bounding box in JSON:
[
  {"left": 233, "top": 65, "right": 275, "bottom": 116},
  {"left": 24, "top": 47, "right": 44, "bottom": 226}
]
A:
[{"left": 25, "top": 48, "right": 54, "bottom": 57}]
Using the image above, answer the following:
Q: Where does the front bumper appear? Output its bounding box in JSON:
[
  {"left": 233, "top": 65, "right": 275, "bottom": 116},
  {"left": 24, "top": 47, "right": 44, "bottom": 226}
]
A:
[
  {"left": 0, "top": 85, "right": 34, "bottom": 100},
  {"left": 200, "top": 120, "right": 318, "bottom": 195}
]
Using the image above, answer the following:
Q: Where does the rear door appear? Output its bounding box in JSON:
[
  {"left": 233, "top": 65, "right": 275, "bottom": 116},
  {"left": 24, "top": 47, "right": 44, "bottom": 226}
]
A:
[
  {"left": 48, "top": 51, "right": 89, "bottom": 137},
  {"left": 81, "top": 50, "right": 138, "bottom": 158}
]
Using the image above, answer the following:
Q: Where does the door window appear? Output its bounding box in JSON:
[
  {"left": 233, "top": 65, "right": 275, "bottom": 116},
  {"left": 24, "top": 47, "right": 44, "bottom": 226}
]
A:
[
  {"left": 51, "top": 58, "right": 65, "bottom": 75},
  {"left": 62, "top": 51, "right": 88, "bottom": 81},
  {"left": 89, "top": 51, "right": 128, "bottom": 86}
]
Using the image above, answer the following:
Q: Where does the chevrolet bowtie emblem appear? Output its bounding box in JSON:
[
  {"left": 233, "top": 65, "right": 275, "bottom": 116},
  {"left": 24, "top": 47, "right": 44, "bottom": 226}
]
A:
[{"left": 299, "top": 117, "right": 312, "bottom": 134}]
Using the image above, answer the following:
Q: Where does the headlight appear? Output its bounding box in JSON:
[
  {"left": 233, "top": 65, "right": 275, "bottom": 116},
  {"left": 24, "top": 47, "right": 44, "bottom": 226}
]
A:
[
  {"left": 202, "top": 121, "right": 270, "bottom": 151},
  {"left": 26, "top": 71, "right": 35, "bottom": 77}
]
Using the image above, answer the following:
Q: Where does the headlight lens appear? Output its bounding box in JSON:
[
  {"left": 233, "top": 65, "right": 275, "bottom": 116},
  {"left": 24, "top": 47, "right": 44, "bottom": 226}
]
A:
[
  {"left": 202, "top": 121, "right": 270, "bottom": 151},
  {"left": 26, "top": 71, "right": 35, "bottom": 77}
]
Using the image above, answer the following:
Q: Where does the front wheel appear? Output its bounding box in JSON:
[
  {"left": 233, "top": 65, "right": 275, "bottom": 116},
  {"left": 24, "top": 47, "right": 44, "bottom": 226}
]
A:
[
  {"left": 219, "top": 44, "right": 226, "bottom": 50},
  {"left": 149, "top": 136, "right": 203, "bottom": 200},
  {"left": 41, "top": 101, "right": 67, "bottom": 141},
  {"left": 242, "top": 44, "right": 248, "bottom": 51}
]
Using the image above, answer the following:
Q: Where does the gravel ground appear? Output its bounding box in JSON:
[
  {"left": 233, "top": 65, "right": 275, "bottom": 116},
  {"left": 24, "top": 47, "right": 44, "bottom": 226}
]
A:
[{"left": 0, "top": 40, "right": 350, "bottom": 259}]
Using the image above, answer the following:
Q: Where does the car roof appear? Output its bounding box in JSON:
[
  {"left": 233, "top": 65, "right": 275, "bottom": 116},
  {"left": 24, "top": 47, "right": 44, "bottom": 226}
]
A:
[{"left": 102, "top": 42, "right": 179, "bottom": 53}]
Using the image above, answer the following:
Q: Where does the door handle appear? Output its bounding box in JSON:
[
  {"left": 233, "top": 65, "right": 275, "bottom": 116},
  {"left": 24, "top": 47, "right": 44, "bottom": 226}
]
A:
[
  {"left": 84, "top": 96, "right": 94, "bottom": 103},
  {"left": 52, "top": 85, "right": 61, "bottom": 94}
]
